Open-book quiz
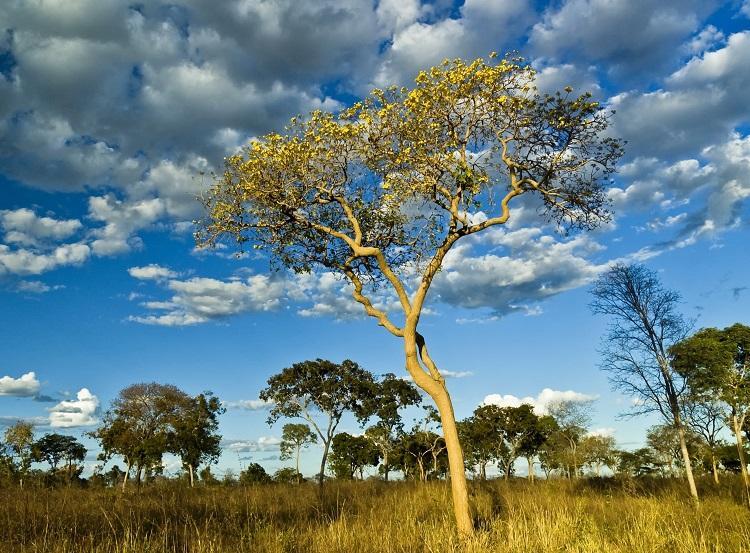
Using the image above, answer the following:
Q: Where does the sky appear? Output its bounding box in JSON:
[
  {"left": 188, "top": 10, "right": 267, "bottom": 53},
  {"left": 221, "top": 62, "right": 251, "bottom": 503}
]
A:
[{"left": 0, "top": 0, "right": 749, "bottom": 479}]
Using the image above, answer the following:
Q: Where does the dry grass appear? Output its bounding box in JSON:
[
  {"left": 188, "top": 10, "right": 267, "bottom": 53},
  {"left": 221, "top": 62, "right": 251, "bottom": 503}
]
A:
[{"left": 1, "top": 477, "right": 748, "bottom": 552}]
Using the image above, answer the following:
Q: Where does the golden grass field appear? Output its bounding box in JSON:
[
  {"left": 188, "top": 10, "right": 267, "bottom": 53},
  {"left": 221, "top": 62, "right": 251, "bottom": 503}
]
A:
[{"left": 2, "top": 478, "right": 749, "bottom": 553}]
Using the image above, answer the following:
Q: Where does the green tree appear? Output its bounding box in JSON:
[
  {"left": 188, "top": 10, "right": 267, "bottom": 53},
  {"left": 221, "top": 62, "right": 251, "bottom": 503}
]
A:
[
  {"left": 273, "top": 467, "right": 301, "bottom": 484},
  {"left": 239, "top": 463, "right": 271, "bottom": 485},
  {"left": 33, "top": 433, "right": 86, "bottom": 481},
  {"left": 92, "top": 383, "right": 189, "bottom": 489},
  {"left": 671, "top": 324, "right": 750, "bottom": 506},
  {"left": 363, "top": 373, "right": 421, "bottom": 481},
  {"left": 259, "top": 359, "right": 375, "bottom": 485},
  {"left": 617, "top": 448, "right": 658, "bottom": 477},
  {"left": 169, "top": 392, "right": 224, "bottom": 487},
  {"left": 591, "top": 264, "right": 698, "bottom": 502},
  {"left": 279, "top": 423, "right": 317, "bottom": 483},
  {"left": 579, "top": 435, "right": 617, "bottom": 477},
  {"left": 329, "top": 432, "right": 380, "bottom": 480},
  {"left": 198, "top": 54, "right": 622, "bottom": 535},
  {"left": 546, "top": 399, "right": 593, "bottom": 478},
  {"left": 518, "top": 413, "right": 558, "bottom": 482},
  {"left": 3, "top": 421, "right": 34, "bottom": 487}
]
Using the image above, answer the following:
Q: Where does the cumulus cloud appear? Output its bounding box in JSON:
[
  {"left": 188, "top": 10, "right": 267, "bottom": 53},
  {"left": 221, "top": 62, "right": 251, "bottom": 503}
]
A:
[
  {"left": 128, "top": 264, "right": 178, "bottom": 281},
  {"left": 431, "top": 228, "right": 607, "bottom": 316},
  {"left": 0, "top": 208, "right": 82, "bottom": 247},
  {"left": 530, "top": 0, "right": 716, "bottom": 81},
  {"left": 223, "top": 399, "right": 274, "bottom": 411},
  {"left": 483, "top": 387, "right": 597, "bottom": 415},
  {"left": 0, "top": 371, "right": 41, "bottom": 397},
  {"left": 128, "top": 274, "right": 286, "bottom": 326},
  {"left": 48, "top": 388, "right": 99, "bottom": 428},
  {"left": 222, "top": 436, "right": 281, "bottom": 452}
]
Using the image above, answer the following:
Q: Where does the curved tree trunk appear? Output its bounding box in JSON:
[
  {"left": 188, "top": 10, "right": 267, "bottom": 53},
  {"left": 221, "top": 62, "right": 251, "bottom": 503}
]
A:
[{"left": 430, "top": 382, "right": 473, "bottom": 535}]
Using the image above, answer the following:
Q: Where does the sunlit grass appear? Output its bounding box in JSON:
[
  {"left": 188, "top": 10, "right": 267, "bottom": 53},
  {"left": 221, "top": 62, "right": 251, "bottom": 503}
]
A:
[{"left": 1, "top": 477, "right": 748, "bottom": 552}]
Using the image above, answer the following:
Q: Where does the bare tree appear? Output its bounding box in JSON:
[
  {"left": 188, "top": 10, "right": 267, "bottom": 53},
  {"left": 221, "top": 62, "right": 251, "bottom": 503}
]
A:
[{"left": 590, "top": 264, "right": 698, "bottom": 502}]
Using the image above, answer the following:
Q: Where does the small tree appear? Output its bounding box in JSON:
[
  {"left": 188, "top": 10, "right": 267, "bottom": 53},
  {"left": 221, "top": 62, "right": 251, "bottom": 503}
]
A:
[
  {"left": 363, "top": 373, "right": 422, "bottom": 481},
  {"left": 279, "top": 423, "right": 317, "bottom": 483},
  {"left": 546, "top": 399, "right": 593, "bottom": 478},
  {"left": 683, "top": 398, "right": 725, "bottom": 484},
  {"left": 260, "top": 359, "right": 374, "bottom": 485},
  {"left": 169, "top": 392, "right": 224, "bottom": 487},
  {"left": 329, "top": 432, "right": 380, "bottom": 480},
  {"left": 591, "top": 264, "right": 698, "bottom": 502},
  {"left": 239, "top": 463, "right": 271, "bottom": 485},
  {"left": 671, "top": 324, "right": 750, "bottom": 506},
  {"left": 198, "top": 54, "right": 622, "bottom": 535},
  {"left": 3, "top": 421, "right": 34, "bottom": 488},
  {"left": 579, "top": 435, "right": 617, "bottom": 477}
]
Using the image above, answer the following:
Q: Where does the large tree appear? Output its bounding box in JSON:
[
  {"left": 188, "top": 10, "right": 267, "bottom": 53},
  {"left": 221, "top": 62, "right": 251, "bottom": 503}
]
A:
[
  {"left": 33, "top": 433, "right": 86, "bottom": 480},
  {"left": 546, "top": 399, "right": 593, "bottom": 478},
  {"left": 198, "top": 54, "right": 622, "bottom": 534},
  {"left": 591, "top": 264, "right": 698, "bottom": 502},
  {"left": 259, "top": 358, "right": 375, "bottom": 485},
  {"left": 92, "top": 383, "right": 189, "bottom": 489},
  {"left": 670, "top": 324, "right": 750, "bottom": 506}
]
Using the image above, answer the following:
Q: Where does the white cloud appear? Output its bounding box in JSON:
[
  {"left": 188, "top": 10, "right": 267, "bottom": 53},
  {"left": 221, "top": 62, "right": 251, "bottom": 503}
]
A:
[
  {"left": 88, "top": 195, "right": 165, "bottom": 256},
  {"left": 223, "top": 436, "right": 281, "bottom": 452},
  {"left": 48, "top": 388, "right": 99, "bottom": 428},
  {"left": 15, "top": 280, "right": 62, "bottom": 294},
  {"left": 587, "top": 427, "right": 615, "bottom": 438},
  {"left": 129, "top": 274, "right": 286, "bottom": 326},
  {"left": 483, "top": 387, "right": 597, "bottom": 415},
  {"left": 223, "top": 399, "right": 274, "bottom": 411},
  {"left": 0, "top": 371, "right": 41, "bottom": 397},
  {"left": 530, "top": 0, "right": 715, "bottom": 80},
  {"left": 432, "top": 229, "right": 606, "bottom": 316},
  {"left": 128, "top": 264, "right": 178, "bottom": 281},
  {"left": 0, "top": 208, "right": 82, "bottom": 246},
  {"left": 0, "top": 242, "right": 90, "bottom": 275}
]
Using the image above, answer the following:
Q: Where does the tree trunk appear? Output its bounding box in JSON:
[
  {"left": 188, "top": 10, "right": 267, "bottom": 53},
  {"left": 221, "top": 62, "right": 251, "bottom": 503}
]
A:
[
  {"left": 505, "top": 460, "right": 511, "bottom": 481},
  {"left": 318, "top": 438, "right": 330, "bottom": 486},
  {"left": 405, "top": 330, "right": 473, "bottom": 536},
  {"left": 711, "top": 453, "right": 719, "bottom": 485},
  {"left": 527, "top": 457, "right": 535, "bottom": 482},
  {"left": 675, "top": 422, "right": 699, "bottom": 504},
  {"left": 732, "top": 415, "right": 750, "bottom": 508},
  {"left": 480, "top": 463, "right": 486, "bottom": 481},
  {"left": 296, "top": 446, "right": 301, "bottom": 484},
  {"left": 188, "top": 464, "right": 194, "bottom": 488},
  {"left": 383, "top": 450, "right": 390, "bottom": 482},
  {"left": 122, "top": 461, "right": 131, "bottom": 491},
  {"left": 431, "top": 383, "right": 473, "bottom": 535}
]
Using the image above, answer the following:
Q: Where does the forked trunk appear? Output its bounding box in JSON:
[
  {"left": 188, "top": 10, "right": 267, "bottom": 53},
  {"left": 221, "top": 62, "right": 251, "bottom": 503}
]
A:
[{"left": 731, "top": 415, "right": 750, "bottom": 508}]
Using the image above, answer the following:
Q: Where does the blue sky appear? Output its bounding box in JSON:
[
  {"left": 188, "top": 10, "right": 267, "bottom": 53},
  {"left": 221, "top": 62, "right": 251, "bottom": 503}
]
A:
[{"left": 1, "top": 0, "right": 749, "bottom": 478}]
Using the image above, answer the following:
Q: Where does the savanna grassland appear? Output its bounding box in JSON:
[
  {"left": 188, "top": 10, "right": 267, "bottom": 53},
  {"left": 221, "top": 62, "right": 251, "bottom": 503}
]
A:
[{"left": 2, "top": 478, "right": 749, "bottom": 553}]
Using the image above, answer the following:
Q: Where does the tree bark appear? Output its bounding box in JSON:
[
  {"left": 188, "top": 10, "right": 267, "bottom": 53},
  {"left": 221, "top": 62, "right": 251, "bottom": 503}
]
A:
[
  {"left": 675, "top": 422, "right": 699, "bottom": 504},
  {"left": 188, "top": 464, "right": 194, "bottom": 488},
  {"left": 383, "top": 450, "right": 390, "bottom": 482},
  {"left": 430, "top": 382, "right": 473, "bottom": 535},
  {"left": 318, "top": 438, "right": 330, "bottom": 486},
  {"left": 732, "top": 415, "right": 750, "bottom": 508},
  {"left": 122, "top": 461, "right": 131, "bottom": 491},
  {"left": 711, "top": 453, "right": 719, "bottom": 485},
  {"left": 527, "top": 457, "right": 535, "bottom": 482},
  {"left": 296, "top": 446, "right": 301, "bottom": 484}
]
